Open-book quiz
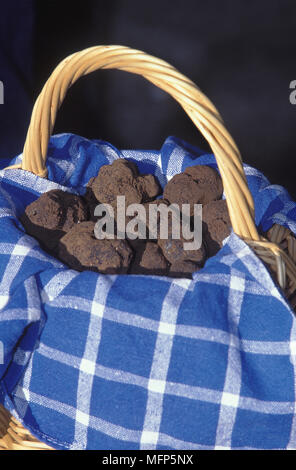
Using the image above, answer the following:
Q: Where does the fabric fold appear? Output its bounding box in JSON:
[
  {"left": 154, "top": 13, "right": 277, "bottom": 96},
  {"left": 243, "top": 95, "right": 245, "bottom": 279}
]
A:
[{"left": 0, "top": 133, "right": 295, "bottom": 450}]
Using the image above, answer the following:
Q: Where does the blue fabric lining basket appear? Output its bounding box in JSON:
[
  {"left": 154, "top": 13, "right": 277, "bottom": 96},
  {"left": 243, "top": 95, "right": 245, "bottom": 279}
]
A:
[{"left": 1, "top": 46, "right": 296, "bottom": 450}]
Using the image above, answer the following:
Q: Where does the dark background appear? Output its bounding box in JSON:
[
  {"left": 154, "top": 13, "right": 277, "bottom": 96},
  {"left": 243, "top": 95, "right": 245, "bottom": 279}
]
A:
[{"left": 1, "top": 0, "right": 296, "bottom": 198}]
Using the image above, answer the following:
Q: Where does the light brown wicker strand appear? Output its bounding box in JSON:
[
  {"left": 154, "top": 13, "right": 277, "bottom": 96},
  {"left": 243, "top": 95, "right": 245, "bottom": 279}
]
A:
[
  {"left": 266, "top": 225, "right": 296, "bottom": 303},
  {"left": 0, "top": 405, "right": 52, "bottom": 450}
]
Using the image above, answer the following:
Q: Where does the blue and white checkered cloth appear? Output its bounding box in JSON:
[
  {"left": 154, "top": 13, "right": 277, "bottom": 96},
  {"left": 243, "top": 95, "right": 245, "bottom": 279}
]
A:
[{"left": 1, "top": 134, "right": 296, "bottom": 450}]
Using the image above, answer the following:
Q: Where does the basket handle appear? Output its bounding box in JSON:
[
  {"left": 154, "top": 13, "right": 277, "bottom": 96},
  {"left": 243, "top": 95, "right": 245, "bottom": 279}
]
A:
[
  {"left": 7, "top": 45, "right": 260, "bottom": 242},
  {"left": 6, "top": 44, "right": 296, "bottom": 291}
]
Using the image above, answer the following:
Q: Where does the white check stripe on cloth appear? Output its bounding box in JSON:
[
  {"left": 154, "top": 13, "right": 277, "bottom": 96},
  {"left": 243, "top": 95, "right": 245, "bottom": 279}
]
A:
[
  {"left": 12, "top": 388, "right": 142, "bottom": 447},
  {"left": 194, "top": 271, "right": 278, "bottom": 298},
  {"left": 13, "top": 388, "right": 219, "bottom": 450},
  {"left": 214, "top": 269, "right": 245, "bottom": 450},
  {"left": 0, "top": 236, "right": 35, "bottom": 309},
  {"left": 0, "top": 242, "right": 65, "bottom": 268},
  {"left": 41, "top": 294, "right": 292, "bottom": 355},
  {"left": 140, "top": 278, "right": 191, "bottom": 449},
  {"left": 12, "top": 372, "right": 294, "bottom": 450},
  {"left": 12, "top": 276, "right": 46, "bottom": 420},
  {"left": 166, "top": 145, "right": 187, "bottom": 181},
  {"left": 0, "top": 168, "right": 73, "bottom": 195},
  {"left": 51, "top": 136, "right": 82, "bottom": 184},
  {"left": 36, "top": 342, "right": 149, "bottom": 389},
  {"left": 17, "top": 341, "right": 295, "bottom": 415},
  {"left": 40, "top": 271, "right": 80, "bottom": 303},
  {"left": 223, "top": 242, "right": 287, "bottom": 306},
  {"left": 72, "top": 275, "right": 116, "bottom": 449},
  {"left": 287, "top": 320, "right": 296, "bottom": 449}
]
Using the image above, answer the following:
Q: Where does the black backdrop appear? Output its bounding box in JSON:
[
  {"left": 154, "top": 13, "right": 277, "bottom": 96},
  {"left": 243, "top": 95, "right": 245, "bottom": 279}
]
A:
[{"left": 1, "top": 0, "right": 296, "bottom": 198}]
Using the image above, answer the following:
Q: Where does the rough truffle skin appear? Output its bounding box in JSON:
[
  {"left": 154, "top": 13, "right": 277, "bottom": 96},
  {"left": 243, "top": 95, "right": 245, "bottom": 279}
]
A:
[
  {"left": 112, "top": 158, "right": 139, "bottom": 177},
  {"left": 83, "top": 176, "right": 100, "bottom": 221},
  {"left": 91, "top": 159, "right": 161, "bottom": 214},
  {"left": 58, "top": 221, "right": 133, "bottom": 274},
  {"left": 91, "top": 159, "right": 142, "bottom": 210},
  {"left": 157, "top": 209, "right": 206, "bottom": 265},
  {"left": 158, "top": 235, "right": 206, "bottom": 265},
  {"left": 129, "top": 241, "right": 169, "bottom": 276},
  {"left": 169, "top": 260, "right": 200, "bottom": 279},
  {"left": 21, "top": 160, "right": 229, "bottom": 278},
  {"left": 202, "top": 200, "right": 232, "bottom": 257},
  {"left": 20, "top": 189, "right": 88, "bottom": 251},
  {"left": 163, "top": 173, "right": 204, "bottom": 216},
  {"left": 135, "top": 174, "right": 162, "bottom": 202},
  {"left": 184, "top": 165, "right": 223, "bottom": 204}
]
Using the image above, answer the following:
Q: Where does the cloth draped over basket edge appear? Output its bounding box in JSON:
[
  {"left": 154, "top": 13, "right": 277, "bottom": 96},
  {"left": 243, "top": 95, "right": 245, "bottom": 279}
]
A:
[{"left": 0, "top": 134, "right": 296, "bottom": 450}]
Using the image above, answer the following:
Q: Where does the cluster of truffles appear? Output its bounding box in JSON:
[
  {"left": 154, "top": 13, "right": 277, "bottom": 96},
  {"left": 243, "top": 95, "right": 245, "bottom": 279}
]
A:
[{"left": 21, "top": 158, "right": 232, "bottom": 278}]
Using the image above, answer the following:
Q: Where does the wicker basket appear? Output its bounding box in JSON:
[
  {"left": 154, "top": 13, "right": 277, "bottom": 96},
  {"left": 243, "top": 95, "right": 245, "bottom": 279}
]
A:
[{"left": 1, "top": 45, "right": 296, "bottom": 450}]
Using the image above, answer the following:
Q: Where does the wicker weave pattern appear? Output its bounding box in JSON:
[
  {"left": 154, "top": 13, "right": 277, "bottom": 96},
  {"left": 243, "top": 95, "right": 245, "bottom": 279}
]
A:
[
  {"left": 1, "top": 45, "right": 296, "bottom": 450},
  {"left": 0, "top": 404, "right": 52, "bottom": 450}
]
